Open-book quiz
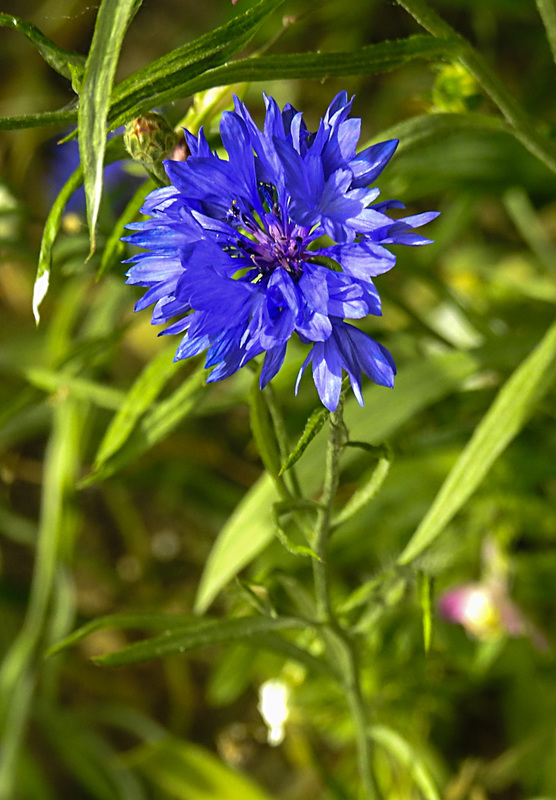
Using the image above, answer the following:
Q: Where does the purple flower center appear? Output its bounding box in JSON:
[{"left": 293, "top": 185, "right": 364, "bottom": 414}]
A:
[{"left": 226, "top": 183, "right": 315, "bottom": 280}]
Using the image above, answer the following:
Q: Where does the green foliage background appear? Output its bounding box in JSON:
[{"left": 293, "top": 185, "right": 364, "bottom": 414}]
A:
[{"left": 1, "top": 0, "right": 556, "bottom": 798}]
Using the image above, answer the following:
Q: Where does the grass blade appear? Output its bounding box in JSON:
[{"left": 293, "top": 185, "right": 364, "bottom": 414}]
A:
[
  {"left": 399, "top": 320, "right": 556, "bottom": 565},
  {"left": 78, "top": 0, "right": 140, "bottom": 254},
  {"left": 0, "top": 13, "right": 85, "bottom": 86}
]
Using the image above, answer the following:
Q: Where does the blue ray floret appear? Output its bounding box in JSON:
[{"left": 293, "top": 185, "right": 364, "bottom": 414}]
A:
[{"left": 124, "top": 93, "right": 438, "bottom": 411}]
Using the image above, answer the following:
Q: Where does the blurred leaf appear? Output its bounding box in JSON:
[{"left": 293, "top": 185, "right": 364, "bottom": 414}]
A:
[
  {"left": 194, "top": 473, "right": 276, "bottom": 614},
  {"left": 92, "top": 344, "right": 182, "bottom": 470},
  {"left": 47, "top": 612, "right": 194, "bottom": 657},
  {"left": 79, "top": 0, "right": 140, "bottom": 254},
  {"left": 0, "top": 13, "right": 85, "bottom": 87},
  {"left": 0, "top": 397, "right": 83, "bottom": 797},
  {"left": 369, "top": 725, "right": 441, "bottom": 800},
  {"left": 0, "top": 505, "right": 36, "bottom": 547},
  {"left": 33, "top": 136, "right": 127, "bottom": 324},
  {"left": 332, "top": 444, "right": 392, "bottom": 529},
  {"left": 39, "top": 706, "right": 148, "bottom": 800},
  {"left": 126, "top": 738, "right": 273, "bottom": 800},
  {"left": 280, "top": 406, "right": 329, "bottom": 475},
  {"left": 503, "top": 186, "right": 556, "bottom": 274},
  {"left": 339, "top": 567, "right": 410, "bottom": 617},
  {"left": 536, "top": 0, "right": 556, "bottom": 64},
  {"left": 83, "top": 363, "right": 207, "bottom": 484},
  {"left": 23, "top": 367, "right": 124, "bottom": 410},
  {"left": 418, "top": 572, "right": 433, "bottom": 653},
  {"left": 52, "top": 610, "right": 327, "bottom": 680},
  {"left": 249, "top": 377, "right": 286, "bottom": 497},
  {"left": 93, "top": 615, "right": 311, "bottom": 667},
  {"left": 371, "top": 111, "right": 507, "bottom": 153},
  {"left": 399, "top": 320, "right": 556, "bottom": 565},
  {"left": 108, "top": 0, "right": 285, "bottom": 128}
]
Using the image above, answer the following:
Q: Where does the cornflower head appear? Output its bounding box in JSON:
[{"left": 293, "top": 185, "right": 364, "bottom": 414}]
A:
[{"left": 124, "top": 93, "right": 438, "bottom": 410}]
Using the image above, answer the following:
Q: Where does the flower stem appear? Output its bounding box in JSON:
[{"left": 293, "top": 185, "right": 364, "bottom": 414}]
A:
[
  {"left": 312, "top": 398, "right": 346, "bottom": 622},
  {"left": 312, "top": 398, "right": 379, "bottom": 799},
  {"left": 395, "top": 0, "right": 556, "bottom": 176}
]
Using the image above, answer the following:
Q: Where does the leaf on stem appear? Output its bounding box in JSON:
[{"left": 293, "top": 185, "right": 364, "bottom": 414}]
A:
[
  {"left": 108, "top": 0, "right": 286, "bottom": 129},
  {"left": 272, "top": 500, "right": 322, "bottom": 560},
  {"left": 92, "top": 615, "right": 311, "bottom": 667},
  {"left": 0, "top": 13, "right": 85, "bottom": 88},
  {"left": 332, "top": 444, "right": 392, "bottom": 529},
  {"left": 280, "top": 407, "right": 329, "bottom": 474}
]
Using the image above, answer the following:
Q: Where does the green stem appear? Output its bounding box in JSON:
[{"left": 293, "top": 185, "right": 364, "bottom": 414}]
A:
[
  {"left": 344, "top": 641, "right": 379, "bottom": 800},
  {"left": 311, "top": 398, "right": 379, "bottom": 799},
  {"left": 312, "top": 397, "right": 346, "bottom": 622},
  {"left": 263, "top": 383, "right": 302, "bottom": 499},
  {"left": 395, "top": 0, "right": 556, "bottom": 176}
]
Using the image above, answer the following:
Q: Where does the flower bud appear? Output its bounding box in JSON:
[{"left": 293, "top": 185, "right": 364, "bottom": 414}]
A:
[{"left": 124, "top": 112, "right": 178, "bottom": 183}]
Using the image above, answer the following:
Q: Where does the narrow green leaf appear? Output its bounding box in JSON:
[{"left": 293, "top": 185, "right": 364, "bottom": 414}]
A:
[
  {"left": 249, "top": 376, "right": 285, "bottom": 492},
  {"left": 83, "top": 364, "right": 208, "bottom": 484},
  {"left": 399, "top": 320, "right": 556, "bottom": 565},
  {"left": 79, "top": 0, "right": 140, "bottom": 254},
  {"left": 369, "top": 111, "right": 508, "bottom": 153},
  {"left": 33, "top": 165, "right": 82, "bottom": 324},
  {"left": 93, "top": 615, "right": 310, "bottom": 667},
  {"left": 332, "top": 445, "right": 392, "bottom": 529},
  {"left": 0, "top": 397, "right": 82, "bottom": 797},
  {"left": 22, "top": 367, "right": 124, "bottom": 410},
  {"left": 369, "top": 725, "right": 441, "bottom": 800},
  {"left": 272, "top": 501, "right": 321, "bottom": 560},
  {"left": 194, "top": 473, "right": 276, "bottom": 614},
  {"left": 33, "top": 137, "right": 127, "bottom": 323},
  {"left": 339, "top": 568, "right": 410, "bottom": 616},
  {"left": 111, "top": 35, "right": 461, "bottom": 129},
  {"left": 536, "top": 0, "right": 556, "bottom": 64},
  {"left": 418, "top": 572, "right": 433, "bottom": 653},
  {"left": 280, "top": 407, "right": 329, "bottom": 474},
  {"left": 47, "top": 612, "right": 197, "bottom": 657},
  {"left": 0, "top": 107, "right": 77, "bottom": 131},
  {"left": 108, "top": 0, "right": 285, "bottom": 128},
  {"left": 0, "top": 13, "right": 85, "bottom": 86},
  {"left": 127, "top": 738, "right": 274, "bottom": 800},
  {"left": 93, "top": 343, "right": 182, "bottom": 470}
]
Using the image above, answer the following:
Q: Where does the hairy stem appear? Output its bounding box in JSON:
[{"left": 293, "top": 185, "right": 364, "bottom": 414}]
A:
[
  {"left": 312, "top": 398, "right": 379, "bottom": 799},
  {"left": 312, "top": 398, "right": 346, "bottom": 622}
]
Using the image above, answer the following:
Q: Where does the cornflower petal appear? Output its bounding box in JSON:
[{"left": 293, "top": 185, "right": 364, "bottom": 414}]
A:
[{"left": 124, "top": 94, "right": 438, "bottom": 410}]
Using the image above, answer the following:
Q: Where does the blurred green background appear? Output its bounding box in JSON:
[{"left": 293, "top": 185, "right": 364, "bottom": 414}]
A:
[{"left": 1, "top": 1, "right": 556, "bottom": 798}]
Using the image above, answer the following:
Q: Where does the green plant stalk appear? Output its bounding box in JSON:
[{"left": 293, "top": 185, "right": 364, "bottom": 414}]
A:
[
  {"left": 311, "top": 399, "right": 378, "bottom": 799},
  {"left": 312, "top": 399, "right": 345, "bottom": 621},
  {"left": 0, "top": 396, "right": 81, "bottom": 798},
  {"left": 262, "top": 384, "right": 303, "bottom": 499},
  {"left": 395, "top": 0, "right": 556, "bottom": 176}
]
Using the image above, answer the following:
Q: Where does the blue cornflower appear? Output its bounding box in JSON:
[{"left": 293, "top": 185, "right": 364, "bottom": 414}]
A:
[{"left": 124, "top": 93, "right": 438, "bottom": 411}]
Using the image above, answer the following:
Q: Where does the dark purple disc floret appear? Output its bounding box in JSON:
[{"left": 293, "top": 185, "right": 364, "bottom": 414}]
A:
[{"left": 124, "top": 93, "right": 438, "bottom": 411}]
